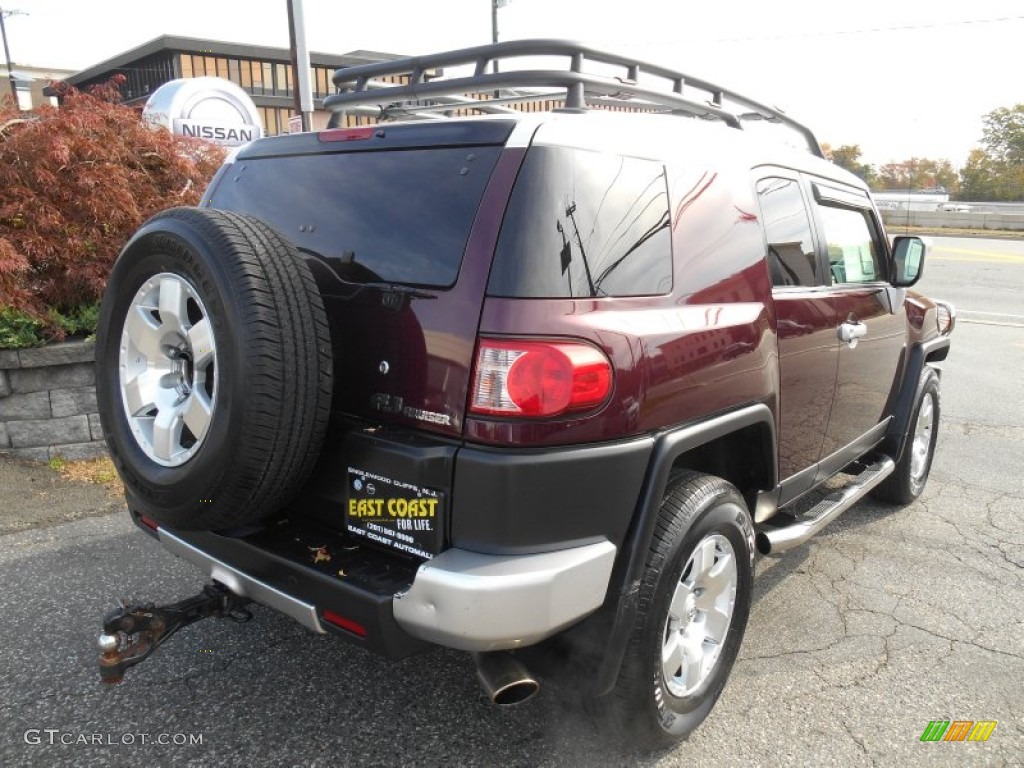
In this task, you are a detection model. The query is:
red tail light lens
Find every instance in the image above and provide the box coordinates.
[470,339,612,417]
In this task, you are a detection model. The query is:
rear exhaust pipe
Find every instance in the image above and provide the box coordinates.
[472,651,540,706]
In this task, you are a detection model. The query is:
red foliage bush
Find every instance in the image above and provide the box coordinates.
[0,77,224,334]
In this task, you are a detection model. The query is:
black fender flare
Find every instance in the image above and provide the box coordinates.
[594,403,777,695]
[881,336,949,463]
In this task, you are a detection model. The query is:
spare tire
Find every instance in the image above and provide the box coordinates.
[95,207,333,530]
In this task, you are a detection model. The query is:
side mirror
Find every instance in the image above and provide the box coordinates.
[892,236,928,287]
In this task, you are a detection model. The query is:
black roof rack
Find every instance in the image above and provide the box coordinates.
[324,39,823,157]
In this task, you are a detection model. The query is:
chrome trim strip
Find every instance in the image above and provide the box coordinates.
[159,528,324,634]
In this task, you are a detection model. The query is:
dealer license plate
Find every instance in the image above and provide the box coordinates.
[345,467,443,559]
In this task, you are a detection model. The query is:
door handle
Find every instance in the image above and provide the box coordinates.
[838,321,867,347]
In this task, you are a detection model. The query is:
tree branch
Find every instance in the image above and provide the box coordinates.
[0,118,34,137]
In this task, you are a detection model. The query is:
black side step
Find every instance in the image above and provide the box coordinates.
[756,456,895,555]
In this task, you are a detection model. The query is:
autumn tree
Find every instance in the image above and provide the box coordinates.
[822,143,875,186]
[0,77,224,337]
[982,104,1024,164]
[876,157,958,193]
[959,148,1024,202]
[958,104,1024,201]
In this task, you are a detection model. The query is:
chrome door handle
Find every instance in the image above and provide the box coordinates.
[838,321,867,347]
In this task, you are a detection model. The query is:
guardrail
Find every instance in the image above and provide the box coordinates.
[880,210,1024,232]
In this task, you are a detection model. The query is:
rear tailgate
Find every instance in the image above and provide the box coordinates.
[206,120,523,438]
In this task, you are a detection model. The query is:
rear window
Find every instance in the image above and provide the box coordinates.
[488,146,672,298]
[209,146,502,287]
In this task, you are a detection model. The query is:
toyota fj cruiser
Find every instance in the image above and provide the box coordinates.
[94,41,954,749]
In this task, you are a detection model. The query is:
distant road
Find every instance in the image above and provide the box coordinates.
[919,236,1024,321]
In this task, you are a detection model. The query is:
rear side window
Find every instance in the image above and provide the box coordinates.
[209,147,502,287]
[488,146,671,298]
[755,177,818,287]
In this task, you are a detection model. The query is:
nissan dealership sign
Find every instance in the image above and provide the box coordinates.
[143,77,263,147]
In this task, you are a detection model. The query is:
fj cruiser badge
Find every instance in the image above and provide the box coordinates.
[370,393,452,426]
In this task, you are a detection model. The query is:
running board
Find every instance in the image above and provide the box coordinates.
[756,456,895,555]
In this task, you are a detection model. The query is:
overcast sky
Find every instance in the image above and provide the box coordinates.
[4,0,1023,167]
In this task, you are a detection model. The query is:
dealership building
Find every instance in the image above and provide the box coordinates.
[2,63,75,110]
[63,36,406,135]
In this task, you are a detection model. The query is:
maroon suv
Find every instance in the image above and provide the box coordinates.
[94,41,954,749]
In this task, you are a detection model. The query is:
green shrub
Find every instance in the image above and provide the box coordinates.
[49,301,100,337]
[0,305,46,348]
[0,301,100,348]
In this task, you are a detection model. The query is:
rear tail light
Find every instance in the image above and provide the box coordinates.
[470,339,612,417]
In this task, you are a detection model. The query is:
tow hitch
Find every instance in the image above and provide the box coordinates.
[97,582,253,684]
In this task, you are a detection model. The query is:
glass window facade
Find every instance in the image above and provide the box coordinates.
[173,53,325,102]
[71,44,413,137]
[171,53,335,134]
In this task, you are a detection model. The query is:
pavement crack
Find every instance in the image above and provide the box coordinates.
[839,718,872,764]
[931,469,1024,501]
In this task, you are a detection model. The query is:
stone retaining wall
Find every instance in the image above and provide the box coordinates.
[0,341,107,461]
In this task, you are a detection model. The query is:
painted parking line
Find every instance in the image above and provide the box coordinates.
[957,309,1024,328]
[931,247,1024,264]
[959,319,1024,328]
[960,310,1024,320]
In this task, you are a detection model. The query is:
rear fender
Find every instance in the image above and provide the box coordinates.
[592,403,776,695]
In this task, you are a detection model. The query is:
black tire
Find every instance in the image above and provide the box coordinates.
[872,367,940,505]
[596,471,755,750]
[95,207,333,530]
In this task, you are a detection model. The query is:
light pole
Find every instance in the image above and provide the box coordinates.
[285,0,313,132]
[491,0,509,73]
[0,7,27,108]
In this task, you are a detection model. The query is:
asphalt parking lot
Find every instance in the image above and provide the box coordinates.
[0,235,1021,767]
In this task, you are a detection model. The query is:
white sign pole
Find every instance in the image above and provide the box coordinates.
[290,0,315,132]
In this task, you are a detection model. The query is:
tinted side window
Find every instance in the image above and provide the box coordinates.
[816,205,884,284]
[488,147,671,298]
[755,178,818,287]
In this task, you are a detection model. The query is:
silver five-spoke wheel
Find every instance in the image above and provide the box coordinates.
[662,533,738,697]
[118,273,217,467]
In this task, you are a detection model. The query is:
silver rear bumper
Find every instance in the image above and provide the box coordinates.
[392,540,617,652]
[159,525,614,652]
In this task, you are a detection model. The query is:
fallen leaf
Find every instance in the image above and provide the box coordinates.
[309,545,331,564]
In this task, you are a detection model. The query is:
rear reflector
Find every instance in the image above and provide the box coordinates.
[139,515,159,532]
[470,339,612,417]
[318,126,376,143]
[322,609,368,637]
